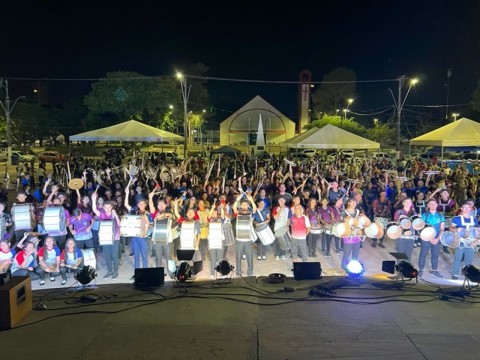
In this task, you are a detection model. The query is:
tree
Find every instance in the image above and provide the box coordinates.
[365,123,396,147]
[306,114,366,136]
[311,67,357,115]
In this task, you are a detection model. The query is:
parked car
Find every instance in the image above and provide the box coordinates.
[37,151,64,162]
[0,150,35,163]
[372,152,394,161]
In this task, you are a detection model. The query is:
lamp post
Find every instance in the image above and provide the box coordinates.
[0,79,25,166]
[176,72,191,158]
[341,98,354,128]
[395,76,418,158]
[452,113,459,122]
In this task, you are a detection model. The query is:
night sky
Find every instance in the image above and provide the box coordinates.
[2,0,479,124]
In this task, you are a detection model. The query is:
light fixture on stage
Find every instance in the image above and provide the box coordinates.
[462,265,480,287]
[175,262,192,283]
[345,260,365,279]
[216,260,234,276]
[75,265,97,285]
[396,261,418,280]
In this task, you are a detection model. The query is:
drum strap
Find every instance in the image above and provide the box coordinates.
[256,210,265,222]
[460,216,474,228]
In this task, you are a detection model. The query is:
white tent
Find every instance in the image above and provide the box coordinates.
[285,124,380,150]
[69,120,184,142]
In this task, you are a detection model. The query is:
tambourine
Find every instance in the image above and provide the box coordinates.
[68,178,84,190]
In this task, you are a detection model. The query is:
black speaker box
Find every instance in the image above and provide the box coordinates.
[292,262,322,280]
[134,267,165,287]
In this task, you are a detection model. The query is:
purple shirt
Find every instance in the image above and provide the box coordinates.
[69,213,93,240]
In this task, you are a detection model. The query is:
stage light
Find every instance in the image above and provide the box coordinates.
[345,260,365,278]
[395,261,418,279]
[216,260,234,276]
[175,262,192,283]
[462,265,480,284]
[75,265,97,285]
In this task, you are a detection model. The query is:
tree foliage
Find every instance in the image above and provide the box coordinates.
[311,67,357,115]
[365,123,397,147]
[306,114,366,136]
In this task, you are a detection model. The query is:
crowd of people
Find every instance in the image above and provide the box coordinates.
[0,149,479,286]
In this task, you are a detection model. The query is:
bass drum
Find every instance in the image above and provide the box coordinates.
[208,222,224,249]
[332,222,351,238]
[255,223,275,246]
[12,204,33,230]
[385,222,402,240]
[43,206,66,233]
[420,226,436,242]
[440,231,459,248]
[81,248,96,269]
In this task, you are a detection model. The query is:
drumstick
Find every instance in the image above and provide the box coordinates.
[217,154,221,178]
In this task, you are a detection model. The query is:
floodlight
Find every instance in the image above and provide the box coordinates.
[175,262,192,283]
[216,260,234,276]
[462,265,480,284]
[395,261,418,279]
[75,265,97,285]
[345,260,365,278]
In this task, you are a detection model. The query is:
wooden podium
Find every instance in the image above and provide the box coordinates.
[0,276,32,330]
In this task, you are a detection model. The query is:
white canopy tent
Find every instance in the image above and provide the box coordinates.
[69,120,184,143]
[285,124,380,150]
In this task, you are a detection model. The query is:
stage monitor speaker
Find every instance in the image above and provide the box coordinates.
[134,267,165,288]
[0,276,32,330]
[292,262,322,280]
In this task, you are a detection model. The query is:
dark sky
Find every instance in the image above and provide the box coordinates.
[2,0,480,124]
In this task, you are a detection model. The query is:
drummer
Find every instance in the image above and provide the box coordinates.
[449,202,479,280]
[393,197,417,261]
[371,190,392,249]
[340,198,362,270]
[233,193,257,277]
[207,204,225,277]
[44,186,70,250]
[253,199,271,261]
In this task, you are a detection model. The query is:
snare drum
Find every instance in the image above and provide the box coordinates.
[98,220,115,246]
[151,218,171,243]
[180,221,196,249]
[43,206,66,233]
[236,214,252,240]
[120,215,145,237]
[81,248,96,269]
[255,223,275,246]
[12,204,33,230]
[222,222,235,246]
[208,222,224,249]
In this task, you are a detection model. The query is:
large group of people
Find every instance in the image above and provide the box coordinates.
[1,149,479,286]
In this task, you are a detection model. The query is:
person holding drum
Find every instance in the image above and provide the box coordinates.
[37,236,61,285]
[92,193,121,279]
[233,193,257,277]
[305,198,321,257]
[124,182,153,272]
[207,205,225,277]
[372,190,392,249]
[272,196,291,261]
[340,198,362,271]
[253,199,271,261]
[418,198,445,278]
[318,197,335,257]
[43,189,70,250]
[59,238,83,285]
[393,197,417,261]
[449,202,479,280]
[290,204,310,262]
[429,187,456,254]
[68,209,95,249]
[149,192,175,274]
[331,197,344,253]
[196,200,210,262]
[11,190,36,249]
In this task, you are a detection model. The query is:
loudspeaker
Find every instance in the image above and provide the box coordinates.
[0,276,32,330]
[292,262,322,280]
[134,267,165,288]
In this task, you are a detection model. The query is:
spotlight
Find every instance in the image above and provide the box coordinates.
[216,260,234,276]
[395,261,418,279]
[345,260,365,278]
[75,265,97,285]
[462,265,480,285]
[175,262,192,283]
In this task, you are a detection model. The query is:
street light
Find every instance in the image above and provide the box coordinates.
[392,76,418,159]
[0,79,26,166]
[341,98,354,128]
[373,118,379,126]
[452,113,460,122]
[176,72,191,158]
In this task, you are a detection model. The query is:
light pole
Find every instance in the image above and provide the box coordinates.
[176,72,191,158]
[0,79,25,166]
[394,76,418,158]
[373,118,379,127]
[452,113,460,122]
[341,98,354,128]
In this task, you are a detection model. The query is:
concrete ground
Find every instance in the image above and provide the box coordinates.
[2,239,480,360]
